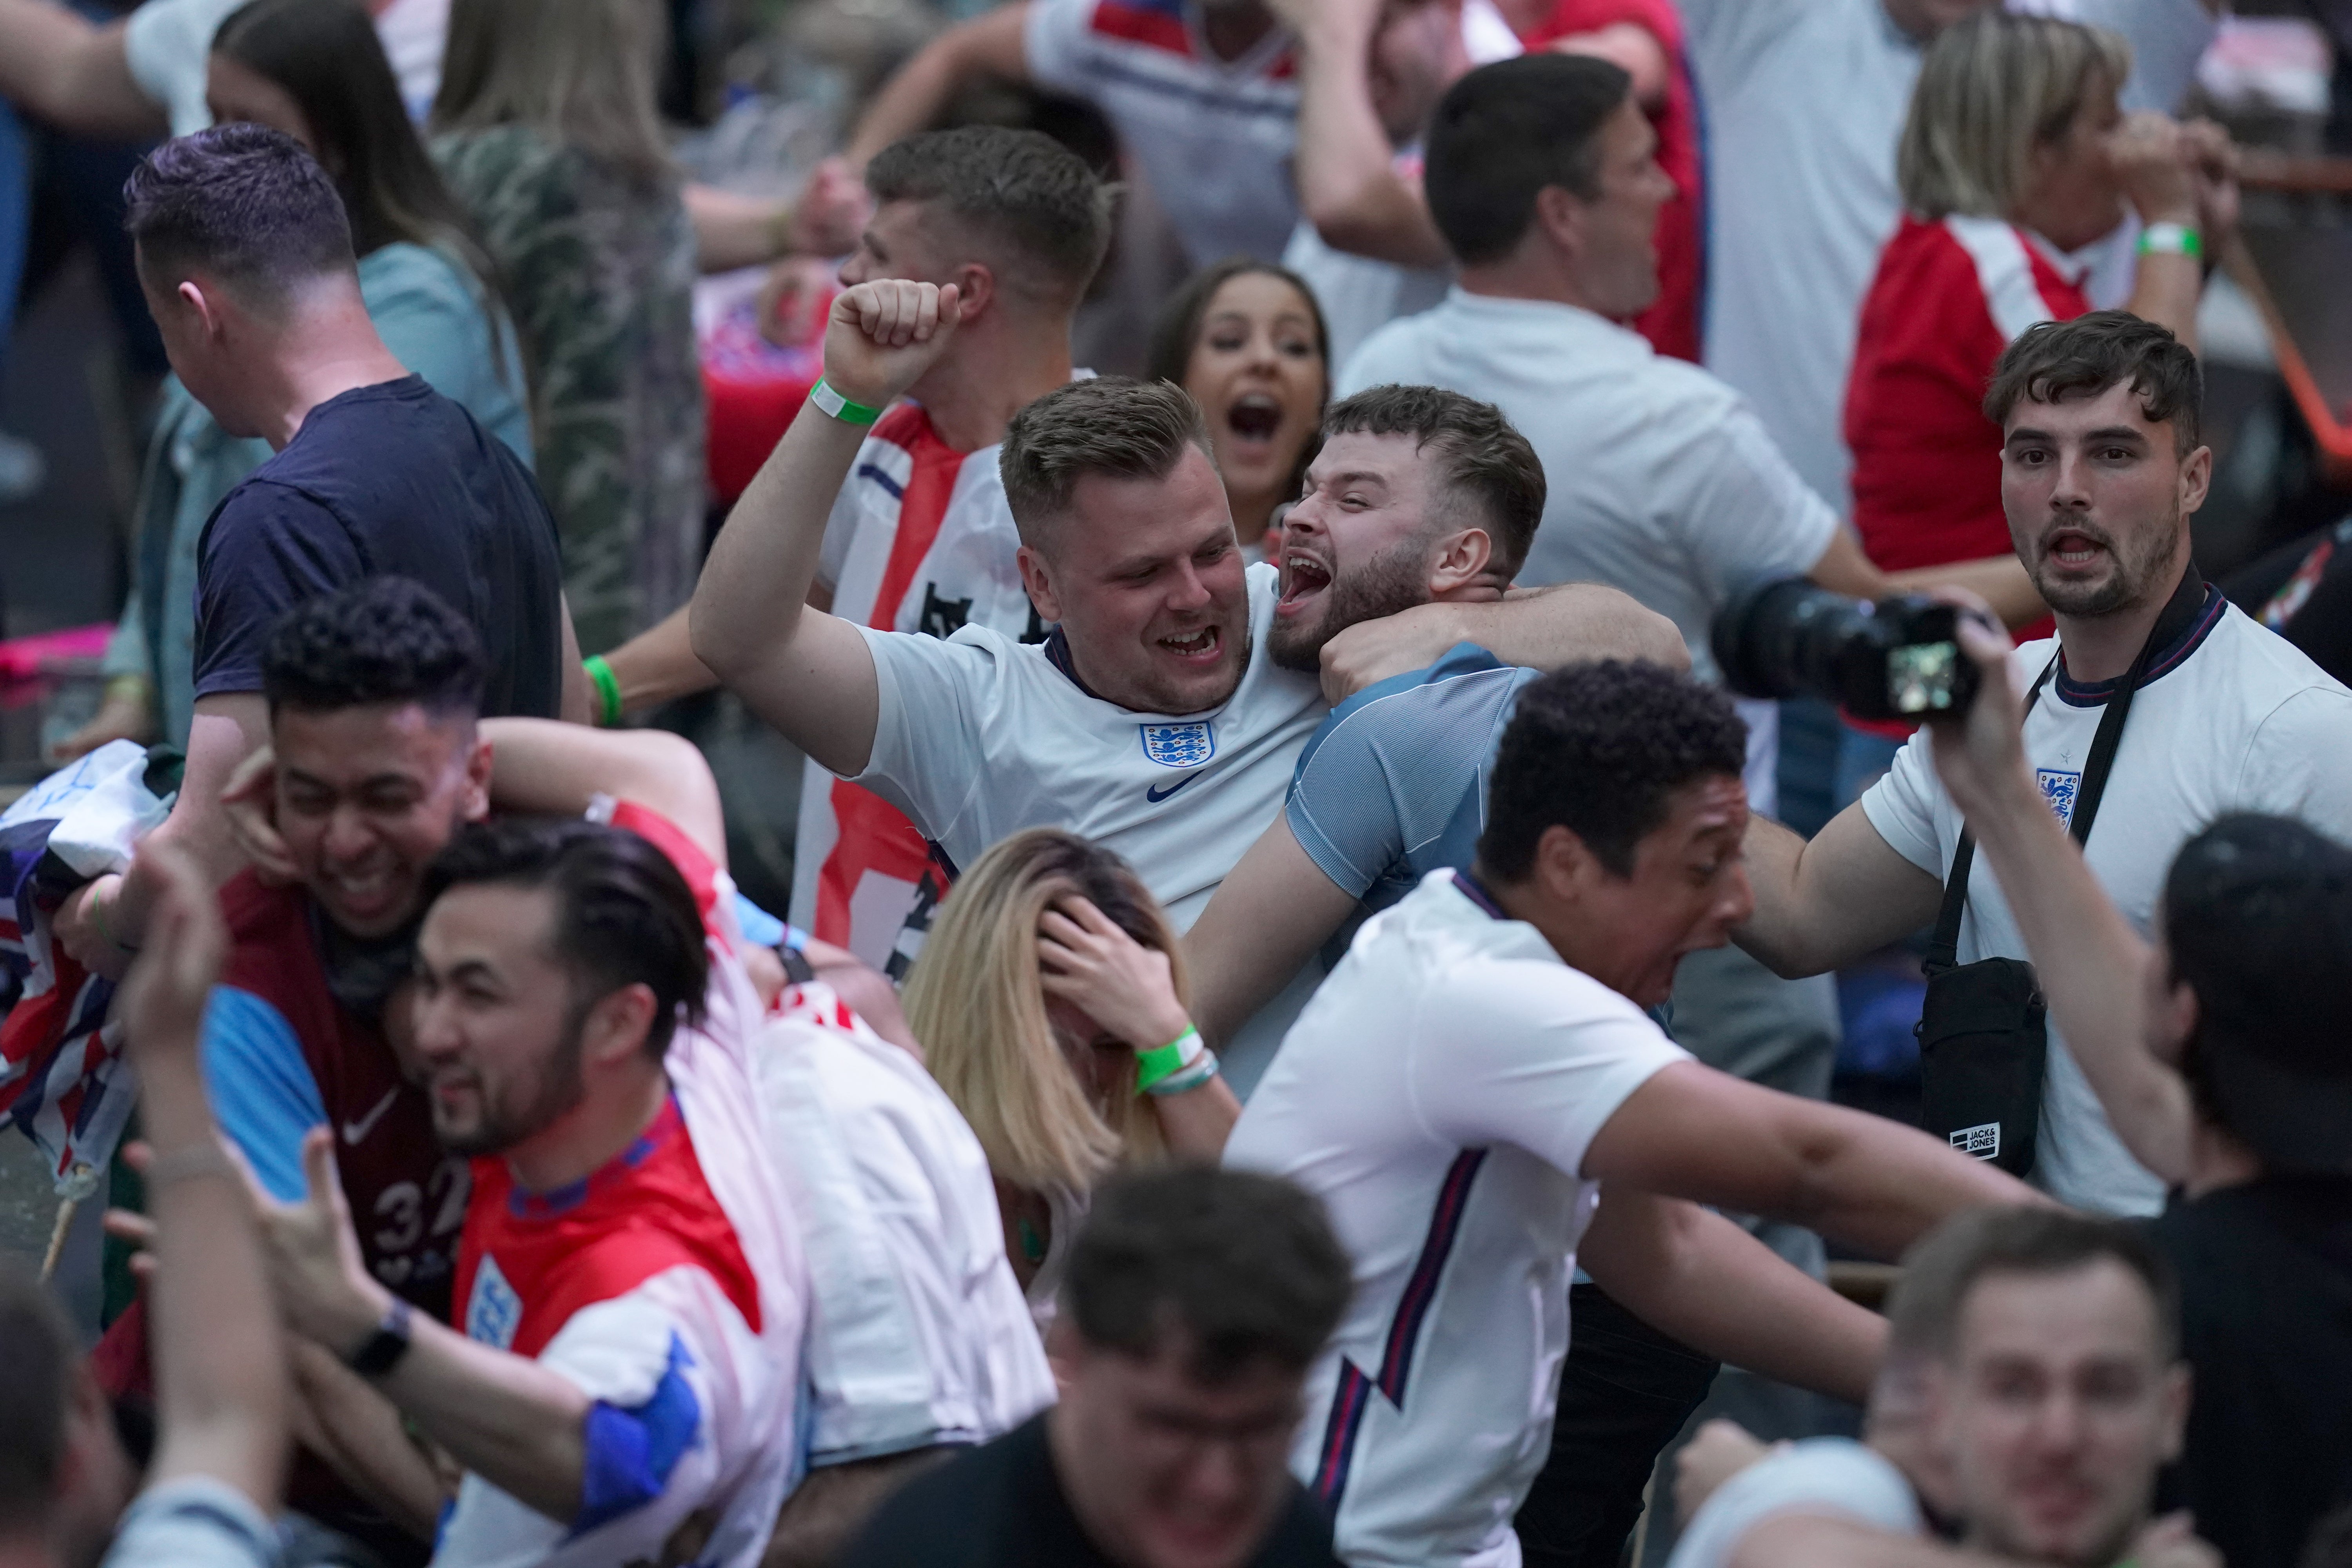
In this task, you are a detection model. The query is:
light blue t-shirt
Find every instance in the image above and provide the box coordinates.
[1285,642,1536,912]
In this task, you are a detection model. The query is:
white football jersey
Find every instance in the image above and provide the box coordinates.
[749,980,1056,1466]
[852,561,1325,934]
[1226,869,1689,1568]
[1023,0,1301,265]
[794,405,1038,977]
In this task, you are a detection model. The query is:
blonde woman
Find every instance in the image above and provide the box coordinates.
[430,0,702,658]
[902,829,1241,1323]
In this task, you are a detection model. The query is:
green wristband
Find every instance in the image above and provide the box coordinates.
[584,655,622,728]
[2136,221,2202,260]
[1134,1025,1201,1094]
[810,378,884,426]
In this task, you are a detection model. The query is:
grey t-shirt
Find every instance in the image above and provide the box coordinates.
[1285,643,1534,912]
[1665,1438,1921,1568]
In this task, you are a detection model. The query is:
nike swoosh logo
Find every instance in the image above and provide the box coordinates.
[343,1087,400,1145]
[1146,771,1204,804]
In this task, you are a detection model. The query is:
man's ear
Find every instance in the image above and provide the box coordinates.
[2158,1360,2192,1463]
[461,733,494,823]
[1530,822,1600,905]
[1530,184,1586,261]
[1426,526,1497,596]
[584,981,661,1068]
[951,259,996,323]
[2154,975,2200,1068]
[2178,442,2213,517]
[1017,543,1063,624]
[176,278,227,342]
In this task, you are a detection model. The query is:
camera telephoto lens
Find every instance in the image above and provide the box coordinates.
[1712,578,1980,722]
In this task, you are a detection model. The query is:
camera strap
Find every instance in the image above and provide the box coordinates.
[1926,565,2206,972]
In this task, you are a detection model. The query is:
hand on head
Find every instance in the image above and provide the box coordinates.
[823,278,965,410]
[219,744,301,884]
[1036,895,1193,1054]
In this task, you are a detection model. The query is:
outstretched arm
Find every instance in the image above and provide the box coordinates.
[1923,610,2193,1185]
[0,1,165,139]
[691,280,964,776]
[1317,583,1688,702]
[1805,530,2047,633]
[1267,0,1450,268]
[114,841,290,1512]
[1579,1187,1885,1405]
[846,5,1033,168]
[1736,806,1941,979]
[1185,815,1359,1049]
[1584,1061,2047,1261]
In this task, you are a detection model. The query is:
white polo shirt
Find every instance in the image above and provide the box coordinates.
[1862,593,2352,1214]
[852,561,1328,1090]
[1024,0,1301,265]
[750,980,1056,1466]
[1665,1439,1922,1568]
[1338,288,1840,810]
[1226,869,1689,1568]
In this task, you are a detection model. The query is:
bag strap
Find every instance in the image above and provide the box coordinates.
[1924,567,2209,973]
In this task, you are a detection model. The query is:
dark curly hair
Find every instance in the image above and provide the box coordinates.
[262,575,487,718]
[426,818,709,1061]
[1478,660,1747,881]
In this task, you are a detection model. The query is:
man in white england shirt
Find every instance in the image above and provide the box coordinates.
[1737,310,2352,1215]
[1225,660,2034,1568]
[691,278,1674,1091]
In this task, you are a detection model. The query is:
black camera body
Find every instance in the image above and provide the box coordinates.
[1712,579,1981,722]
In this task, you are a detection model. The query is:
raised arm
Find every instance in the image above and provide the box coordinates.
[1185,814,1360,1049]
[1579,1187,1886,1406]
[1583,1061,2047,1262]
[0,1,166,140]
[480,719,729,869]
[1318,582,1687,702]
[690,279,963,776]
[1266,0,1450,267]
[114,840,289,1512]
[845,4,1033,169]
[1736,806,1941,980]
[1922,612,2193,1184]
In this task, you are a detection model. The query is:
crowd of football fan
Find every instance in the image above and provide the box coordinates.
[1,0,2350,1566]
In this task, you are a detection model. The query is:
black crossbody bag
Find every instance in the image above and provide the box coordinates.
[1916,568,2206,1176]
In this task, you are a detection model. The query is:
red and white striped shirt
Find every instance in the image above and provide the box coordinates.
[1846,213,2093,581]
[795,405,1040,978]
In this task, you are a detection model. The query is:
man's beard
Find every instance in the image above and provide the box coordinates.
[2028,507,2183,619]
[1270,539,1431,672]
[435,1009,588,1158]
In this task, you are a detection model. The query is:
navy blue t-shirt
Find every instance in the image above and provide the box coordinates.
[192,375,565,717]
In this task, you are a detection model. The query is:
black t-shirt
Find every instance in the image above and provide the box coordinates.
[192,376,566,718]
[2146,1175,2352,1568]
[836,1414,1344,1568]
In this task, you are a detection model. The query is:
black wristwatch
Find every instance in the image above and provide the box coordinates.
[344,1297,414,1377]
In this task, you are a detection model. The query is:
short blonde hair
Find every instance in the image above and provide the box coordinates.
[902,829,1183,1197]
[1897,10,2131,221]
